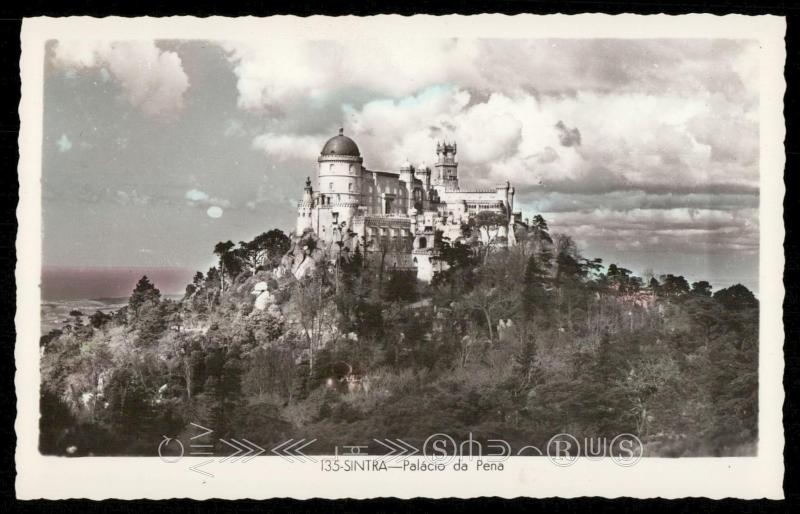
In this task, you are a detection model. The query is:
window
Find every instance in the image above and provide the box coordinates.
[329,182,334,191]
[348,182,353,192]
[349,164,354,174]
[329,163,334,172]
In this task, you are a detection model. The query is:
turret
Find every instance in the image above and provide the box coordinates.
[296,176,314,235]
[314,128,364,241]
[414,162,431,190]
[496,180,511,216]
[433,140,458,191]
[399,160,414,184]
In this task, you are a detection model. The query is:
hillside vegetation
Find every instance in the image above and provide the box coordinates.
[39,219,758,456]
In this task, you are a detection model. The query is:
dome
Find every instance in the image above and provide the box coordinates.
[321,128,360,157]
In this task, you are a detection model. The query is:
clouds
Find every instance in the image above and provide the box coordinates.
[541,207,759,255]
[51,40,190,118]
[184,189,230,218]
[231,37,760,273]
[223,39,757,112]
[42,36,762,290]
[222,38,478,111]
[56,133,72,152]
[206,206,224,218]
[555,121,581,147]
[185,189,210,202]
[252,132,322,161]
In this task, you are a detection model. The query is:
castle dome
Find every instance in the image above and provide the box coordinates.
[320,128,360,157]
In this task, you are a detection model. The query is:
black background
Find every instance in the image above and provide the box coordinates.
[0,1,796,512]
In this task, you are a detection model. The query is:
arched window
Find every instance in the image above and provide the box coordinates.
[348,182,353,192]
[329,182,334,191]
[329,163,334,172]
[419,236,427,249]
[413,257,418,266]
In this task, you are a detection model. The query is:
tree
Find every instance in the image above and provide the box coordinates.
[383,269,418,303]
[521,254,550,323]
[551,234,601,332]
[202,344,244,438]
[129,276,161,315]
[213,240,236,294]
[290,267,334,377]
[184,271,205,299]
[713,284,758,310]
[89,310,111,329]
[239,229,291,272]
[659,274,690,297]
[331,224,358,293]
[513,326,540,395]
[691,280,713,297]
[431,239,478,296]
[473,211,509,263]
[618,354,680,437]
[462,284,517,344]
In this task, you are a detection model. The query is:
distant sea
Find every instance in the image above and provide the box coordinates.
[41,266,196,301]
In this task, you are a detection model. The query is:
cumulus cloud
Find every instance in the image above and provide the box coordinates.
[185,189,209,202]
[223,39,757,112]
[223,39,478,110]
[51,40,190,118]
[252,133,322,161]
[221,38,760,263]
[184,189,230,208]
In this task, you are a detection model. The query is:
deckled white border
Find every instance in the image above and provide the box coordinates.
[16,14,786,500]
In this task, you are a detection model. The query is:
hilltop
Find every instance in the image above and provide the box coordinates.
[39,218,758,457]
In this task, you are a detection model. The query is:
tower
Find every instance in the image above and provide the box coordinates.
[296,176,314,235]
[433,140,458,191]
[414,161,431,190]
[315,128,363,241]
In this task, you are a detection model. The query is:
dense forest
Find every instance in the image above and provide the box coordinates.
[39,217,759,457]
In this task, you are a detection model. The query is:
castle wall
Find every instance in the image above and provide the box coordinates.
[362,171,410,215]
[296,134,520,283]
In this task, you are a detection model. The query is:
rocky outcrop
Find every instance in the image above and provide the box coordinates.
[280,230,327,280]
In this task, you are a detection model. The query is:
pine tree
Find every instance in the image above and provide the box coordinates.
[522,255,549,323]
[513,327,539,395]
[128,276,161,315]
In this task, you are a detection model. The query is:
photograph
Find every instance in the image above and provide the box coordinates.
[15,14,786,499]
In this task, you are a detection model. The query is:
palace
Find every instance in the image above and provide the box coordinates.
[295,129,521,281]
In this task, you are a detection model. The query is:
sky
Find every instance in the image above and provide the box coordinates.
[41,38,760,295]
